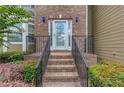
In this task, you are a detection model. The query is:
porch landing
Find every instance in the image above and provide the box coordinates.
[24,53,40,61]
[24,52,97,67]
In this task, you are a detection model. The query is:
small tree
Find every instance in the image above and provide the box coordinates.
[0,5,31,47]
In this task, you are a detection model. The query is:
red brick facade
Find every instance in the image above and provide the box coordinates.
[34,5,86,36]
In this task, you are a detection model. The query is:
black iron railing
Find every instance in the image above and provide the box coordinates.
[73,35,86,53]
[35,36,51,87]
[35,36,49,54]
[26,35,49,54]
[73,35,93,54]
[26,35,36,53]
[72,36,88,87]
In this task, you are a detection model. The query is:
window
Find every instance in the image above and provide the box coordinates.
[22,5,34,11]
[27,34,35,42]
[8,23,23,42]
[15,23,22,28]
[10,23,22,31]
[8,33,22,42]
[12,23,23,30]
[28,24,34,34]
[28,24,34,43]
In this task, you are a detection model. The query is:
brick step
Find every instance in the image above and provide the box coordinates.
[50,52,72,59]
[24,54,39,61]
[43,82,81,87]
[48,58,74,63]
[44,72,79,82]
[51,50,71,53]
[51,52,72,55]
[50,55,73,59]
[47,65,76,72]
[48,60,74,65]
[43,51,81,86]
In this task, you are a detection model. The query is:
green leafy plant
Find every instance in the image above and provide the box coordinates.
[0,51,26,63]
[0,60,37,86]
[0,5,31,47]
[8,60,37,84]
[23,60,37,83]
[89,59,124,87]
[11,61,23,64]
[8,52,25,61]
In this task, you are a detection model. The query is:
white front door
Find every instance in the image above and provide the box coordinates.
[51,20,72,50]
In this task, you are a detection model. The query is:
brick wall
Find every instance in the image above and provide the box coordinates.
[34,5,86,52]
[34,5,86,36]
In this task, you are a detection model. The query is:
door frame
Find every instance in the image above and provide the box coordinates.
[49,19,72,51]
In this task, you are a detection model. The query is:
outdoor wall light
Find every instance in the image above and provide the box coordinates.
[75,16,79,23]
[40,16,46,23]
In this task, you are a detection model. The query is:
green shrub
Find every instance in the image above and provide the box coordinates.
[8,52,25,61]
[10,61,23,64]
[89,59,124,87]
[6,60,37,84]
[23,60,37,83]
[0,51,26,63]
[10,60,37,84]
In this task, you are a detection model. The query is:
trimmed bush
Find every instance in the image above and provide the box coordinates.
[23,60,37,83]
[0,51,26,63]
[89,59,124,87]
[11,61,23,64]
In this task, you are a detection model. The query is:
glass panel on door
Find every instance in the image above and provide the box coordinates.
[55,21,66,48]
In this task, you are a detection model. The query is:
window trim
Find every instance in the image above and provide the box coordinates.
[10,42,22,44]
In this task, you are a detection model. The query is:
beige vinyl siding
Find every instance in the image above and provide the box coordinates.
[88,6,92,35]
[88,6,94,53]
[92,6,124,63]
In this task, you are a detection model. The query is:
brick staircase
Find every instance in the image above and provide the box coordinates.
[43,51,81,87]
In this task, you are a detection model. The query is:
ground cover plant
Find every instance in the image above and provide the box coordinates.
[0,51,26,63]
[0,60,37,87]
[89,59,124,87]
